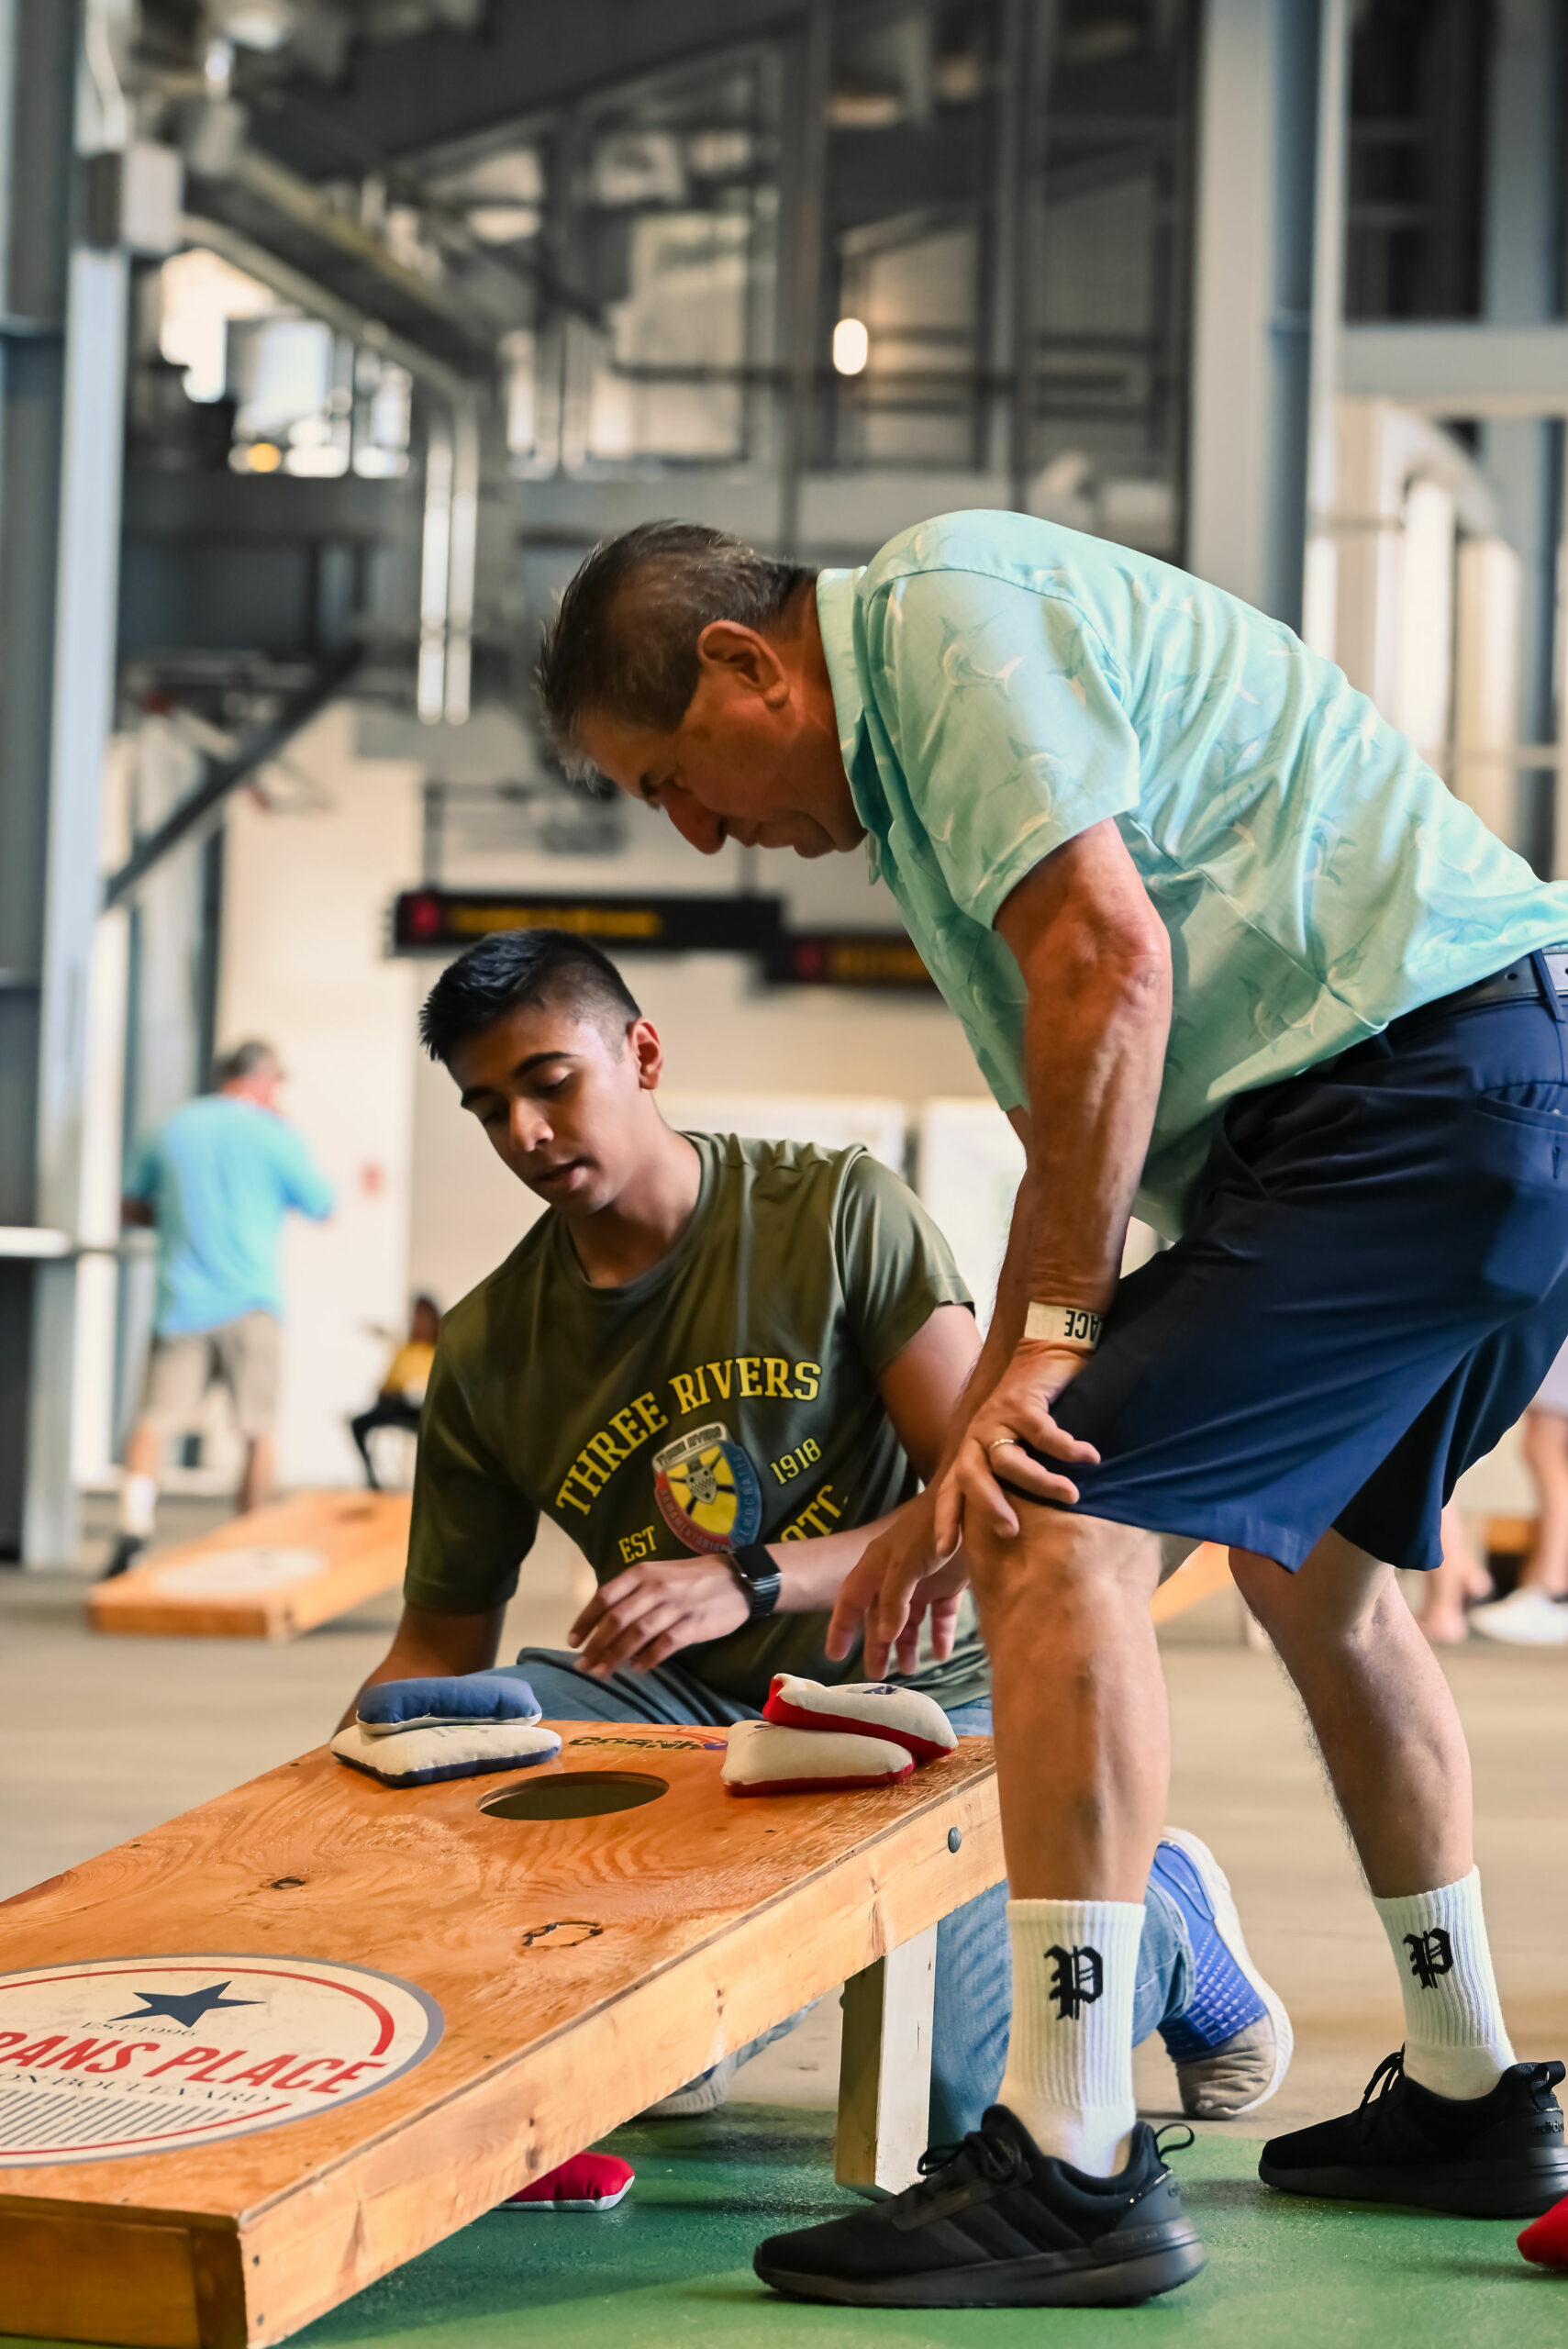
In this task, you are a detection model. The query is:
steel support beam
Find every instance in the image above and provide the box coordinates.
[22,234,128,1566]
[0,0,82,1561]
[1186,0,1325,624]
[1342,324,1568,417]
[102,649,363,910]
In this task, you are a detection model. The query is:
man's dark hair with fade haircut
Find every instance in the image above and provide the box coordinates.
[535,519,815,774]
[418,930,642,1069]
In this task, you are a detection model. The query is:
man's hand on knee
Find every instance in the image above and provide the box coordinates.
[937,1341,1102,1550]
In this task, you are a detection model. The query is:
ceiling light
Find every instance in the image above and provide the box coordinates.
[832,317,869,376]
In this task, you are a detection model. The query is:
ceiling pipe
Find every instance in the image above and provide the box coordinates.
[180,209,484,726]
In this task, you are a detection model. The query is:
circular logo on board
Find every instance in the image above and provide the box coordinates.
[653,1422,762,1553]
[0,1954,442,2166]
[150,1548,328,1598]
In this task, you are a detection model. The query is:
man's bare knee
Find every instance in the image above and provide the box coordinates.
[970,1507,1159,1610]
[1231,1531,1396,1651]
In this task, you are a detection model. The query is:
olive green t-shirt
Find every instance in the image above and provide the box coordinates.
[406,1131,988,1709]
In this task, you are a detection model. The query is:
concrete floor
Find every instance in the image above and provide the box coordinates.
[2,1516,1562,2141]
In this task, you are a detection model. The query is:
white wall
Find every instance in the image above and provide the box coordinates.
[409,1038,546,1315]
[217,707,421,1486]
[408,950,990,1311]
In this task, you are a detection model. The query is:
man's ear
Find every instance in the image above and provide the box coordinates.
[695,620,790,707]
[628,1016,664,1091]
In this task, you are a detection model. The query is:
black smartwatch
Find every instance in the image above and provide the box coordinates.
[726,1541,782,1620]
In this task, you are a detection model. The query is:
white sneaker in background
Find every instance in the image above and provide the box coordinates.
[1469,1586,1568,1647]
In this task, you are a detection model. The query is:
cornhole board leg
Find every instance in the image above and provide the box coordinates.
[835,1921,938,2194]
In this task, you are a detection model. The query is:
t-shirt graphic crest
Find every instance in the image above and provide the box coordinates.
[653,1423,762,1554]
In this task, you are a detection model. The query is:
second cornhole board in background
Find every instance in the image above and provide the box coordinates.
[85,1491,411,1642]
[1151,1541,1233,1624]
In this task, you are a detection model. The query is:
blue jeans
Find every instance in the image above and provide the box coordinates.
[516,1651,1193,2143]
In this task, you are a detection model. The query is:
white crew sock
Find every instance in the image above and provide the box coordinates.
[117,1473,158,1538]
[1372,1868,1515,2101]
[996,1898,1144,2176]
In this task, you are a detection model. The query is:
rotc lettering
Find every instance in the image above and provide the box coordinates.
[778,1481,844,1541]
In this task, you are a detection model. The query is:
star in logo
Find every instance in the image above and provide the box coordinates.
[109,1981,261,2029]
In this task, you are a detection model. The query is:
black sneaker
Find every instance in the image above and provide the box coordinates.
[1260,2050,1568,2217]
[98,1533,147,1582]
[753,2107,1205,2308]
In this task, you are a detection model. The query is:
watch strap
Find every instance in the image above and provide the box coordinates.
[728,1541,782,1620]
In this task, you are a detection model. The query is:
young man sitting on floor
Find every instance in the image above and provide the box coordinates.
[344,927,1290,2142]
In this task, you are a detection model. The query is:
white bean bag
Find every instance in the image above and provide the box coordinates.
[762,1674,957,1764]
[721,1717,913,1796]
[330,1718,562,1787]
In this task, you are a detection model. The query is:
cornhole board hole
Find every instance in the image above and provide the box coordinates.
[0,1722,1002,2348]
[86,1493,411,1643]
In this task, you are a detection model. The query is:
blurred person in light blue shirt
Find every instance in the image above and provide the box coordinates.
[106,1040,333,1579]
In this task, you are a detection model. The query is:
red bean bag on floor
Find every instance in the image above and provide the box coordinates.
[1519,2191,1568,2271]
[498,2153,634,2211]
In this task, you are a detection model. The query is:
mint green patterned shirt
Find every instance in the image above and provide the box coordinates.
[817,511,1568,1236]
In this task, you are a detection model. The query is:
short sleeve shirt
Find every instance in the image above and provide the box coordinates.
[126,1096,335,1336]
[405,1133,986,1711]
[817,511,1568,1234]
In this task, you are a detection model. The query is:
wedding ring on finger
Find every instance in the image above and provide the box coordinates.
[986,1436,1023,1454]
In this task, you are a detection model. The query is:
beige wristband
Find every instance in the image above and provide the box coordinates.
[1024,1302,1105,1353]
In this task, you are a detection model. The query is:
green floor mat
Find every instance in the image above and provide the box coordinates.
[5,2104,1555,2349]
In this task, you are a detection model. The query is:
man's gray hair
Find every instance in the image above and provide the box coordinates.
[535,519,814,769]
[214,1039,278,1086]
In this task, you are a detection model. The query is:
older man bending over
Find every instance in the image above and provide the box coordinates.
[535,514,1568,2309]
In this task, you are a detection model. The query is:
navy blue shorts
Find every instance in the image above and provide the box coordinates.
[1024,973,1568,1573]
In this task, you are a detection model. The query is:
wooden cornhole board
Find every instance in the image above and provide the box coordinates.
[0,1723,1002,2348]
[86,1493,411,1643]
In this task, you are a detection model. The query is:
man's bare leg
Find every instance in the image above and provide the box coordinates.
[1419,1502,1491,1646]
[1232,1530,1471,1895]
[123,1420,161,1493]
[967,1503,1165,2171]
[101,1420,163,1576]
[971,1505,1167,1898]
[1520,1408,1568,1595]
[1232,1531,1512,2099]
[238,1433,275,1516]
[1467,1412,1568,1644]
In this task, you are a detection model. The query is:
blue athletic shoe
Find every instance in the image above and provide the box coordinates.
[1152,1829,1293,2118]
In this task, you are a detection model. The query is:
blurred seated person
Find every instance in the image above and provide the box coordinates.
[349,1296,441,1489]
